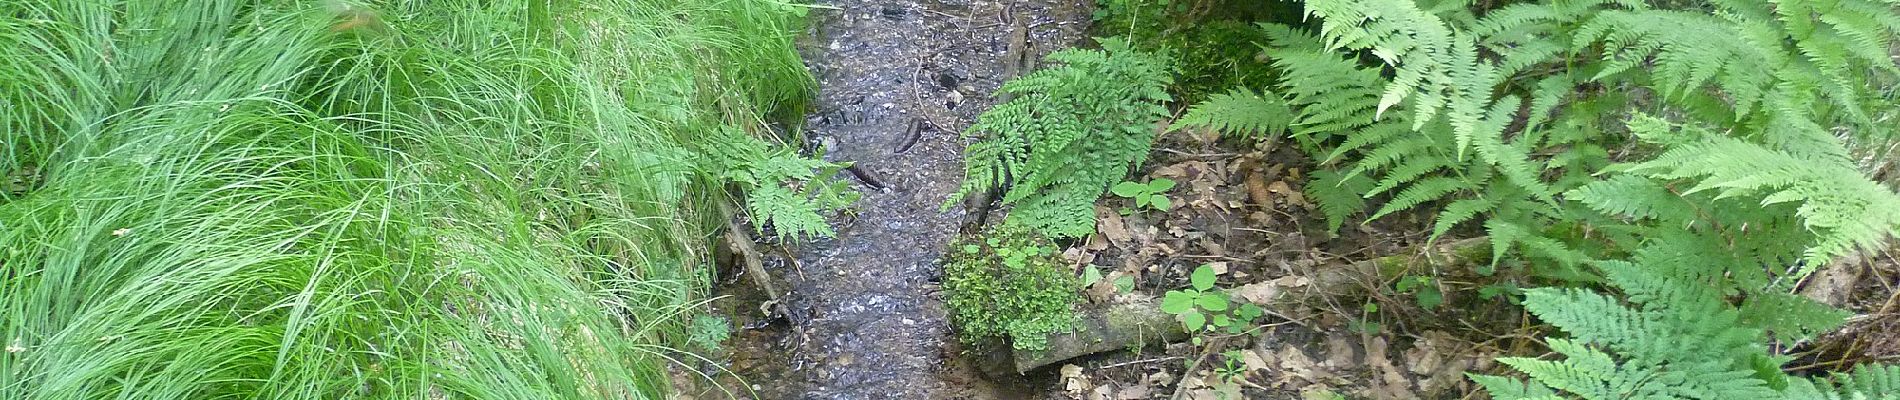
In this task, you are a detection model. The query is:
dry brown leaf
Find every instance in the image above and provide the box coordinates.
[1267,181,1306,207]
[1097,206,1133,248]
[1272,275,1311,288]
[1364,337,1417,399]
[1323,335,1357,368]
[1231,282,1283,305]
[1207,261,1230,275]
[1116,381,1152,399]
[1242,349,1272,373]
[1062,364,1091,393]
[1276,344,1334,386]
[1197,237,1227,257]
[1087,233,1112,251]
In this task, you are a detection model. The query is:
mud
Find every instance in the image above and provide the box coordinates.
[712,1,1094,399]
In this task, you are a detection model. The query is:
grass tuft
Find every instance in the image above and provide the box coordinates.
[1,0,812,398]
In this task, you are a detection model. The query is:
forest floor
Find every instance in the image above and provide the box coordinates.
[685,2,1900,400]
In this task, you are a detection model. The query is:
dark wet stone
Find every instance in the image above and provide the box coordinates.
[880,4,907,19]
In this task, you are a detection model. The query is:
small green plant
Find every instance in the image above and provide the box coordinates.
[1393,275,1444,310]
[943,228,1081,351]
[687,315,731,353]
[1111,178,1175,213]
[1160,264,1266,335]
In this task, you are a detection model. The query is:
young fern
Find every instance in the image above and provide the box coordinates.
[950,38,1172,238]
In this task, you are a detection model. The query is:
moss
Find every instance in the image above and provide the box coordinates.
[943,227,1081,352]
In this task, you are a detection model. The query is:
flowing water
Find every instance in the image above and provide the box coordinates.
[713,1,1092,398]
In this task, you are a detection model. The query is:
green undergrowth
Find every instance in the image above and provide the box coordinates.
[943,228,1081,352]
[1163,0,1900,397]
[0,0,830,398]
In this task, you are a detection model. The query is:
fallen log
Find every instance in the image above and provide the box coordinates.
[1006,301,1189,374]
[995,237,1493,374]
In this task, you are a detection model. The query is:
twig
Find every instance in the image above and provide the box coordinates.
[1100,356,1183,369]
[1168,336,1228,400]
[721,203,784,319]
[843,163,889,192]
[893,118,926,154]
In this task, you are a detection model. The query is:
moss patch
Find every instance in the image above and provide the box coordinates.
[943,228,1081,351]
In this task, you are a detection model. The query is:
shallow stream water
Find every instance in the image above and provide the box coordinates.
[713,1,1092,398]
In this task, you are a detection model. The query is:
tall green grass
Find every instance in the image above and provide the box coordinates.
[1,0,812,398]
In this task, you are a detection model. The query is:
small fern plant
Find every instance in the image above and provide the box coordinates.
[949,37,1173,238]
[703,126,857,240]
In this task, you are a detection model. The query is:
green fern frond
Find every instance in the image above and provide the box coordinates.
[1176,88,1292,139]
[1622,119,1900,267]
[1565,175,1695,222]
[1368,176,1473,220]
[1306,169,1372,233]
[951,37,1172,238]
[1431,197,1493,240]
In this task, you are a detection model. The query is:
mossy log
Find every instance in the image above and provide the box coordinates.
[1005,301,1188,374]
[997,237,1492,373]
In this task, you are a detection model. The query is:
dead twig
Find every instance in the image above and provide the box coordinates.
[1100,356,1183,369]
[1168,336,1228,400]
[722,203,784,319]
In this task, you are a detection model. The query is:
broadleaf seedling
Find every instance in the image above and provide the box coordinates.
[1111,178,1175,212]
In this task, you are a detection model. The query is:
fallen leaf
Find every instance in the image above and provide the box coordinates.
[1062,364,1091,393]
[1267,181,1306,206]
[1116,381,1152,399]
[1189,388,1222,400]
[1198,238,1227,257]
[1243,349,1271,373]
[1364,337,1417,399]
[1087,233,1111,251]
[1207,261,1229,275]
[1323,335,1357,368]
[1097,206,1133,248]
[1276,344,1334,386]
[1230,282,1283,305]
[1272,275,1311,288]
[1061,363,1084,379]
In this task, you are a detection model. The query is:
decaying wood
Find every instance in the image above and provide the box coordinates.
[995,238,1492,374]
[721,202,784,318]
[1007,301,1189,374]
[1801,250,1871,307]
[1310,237,1492,296]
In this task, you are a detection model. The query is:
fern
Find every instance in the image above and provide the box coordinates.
[704,127,857,240]
[1175,88,1291,140]
[951,37,1172,238]
[1615,116,1900,267]
[1167,1,1900,398]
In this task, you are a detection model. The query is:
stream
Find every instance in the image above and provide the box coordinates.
[713,1,1092,398]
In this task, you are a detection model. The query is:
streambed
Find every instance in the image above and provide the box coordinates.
[711,1,1093,399]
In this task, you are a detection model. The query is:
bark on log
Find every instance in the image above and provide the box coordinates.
[1007,301,1188,374]
[996,237,1493,374]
